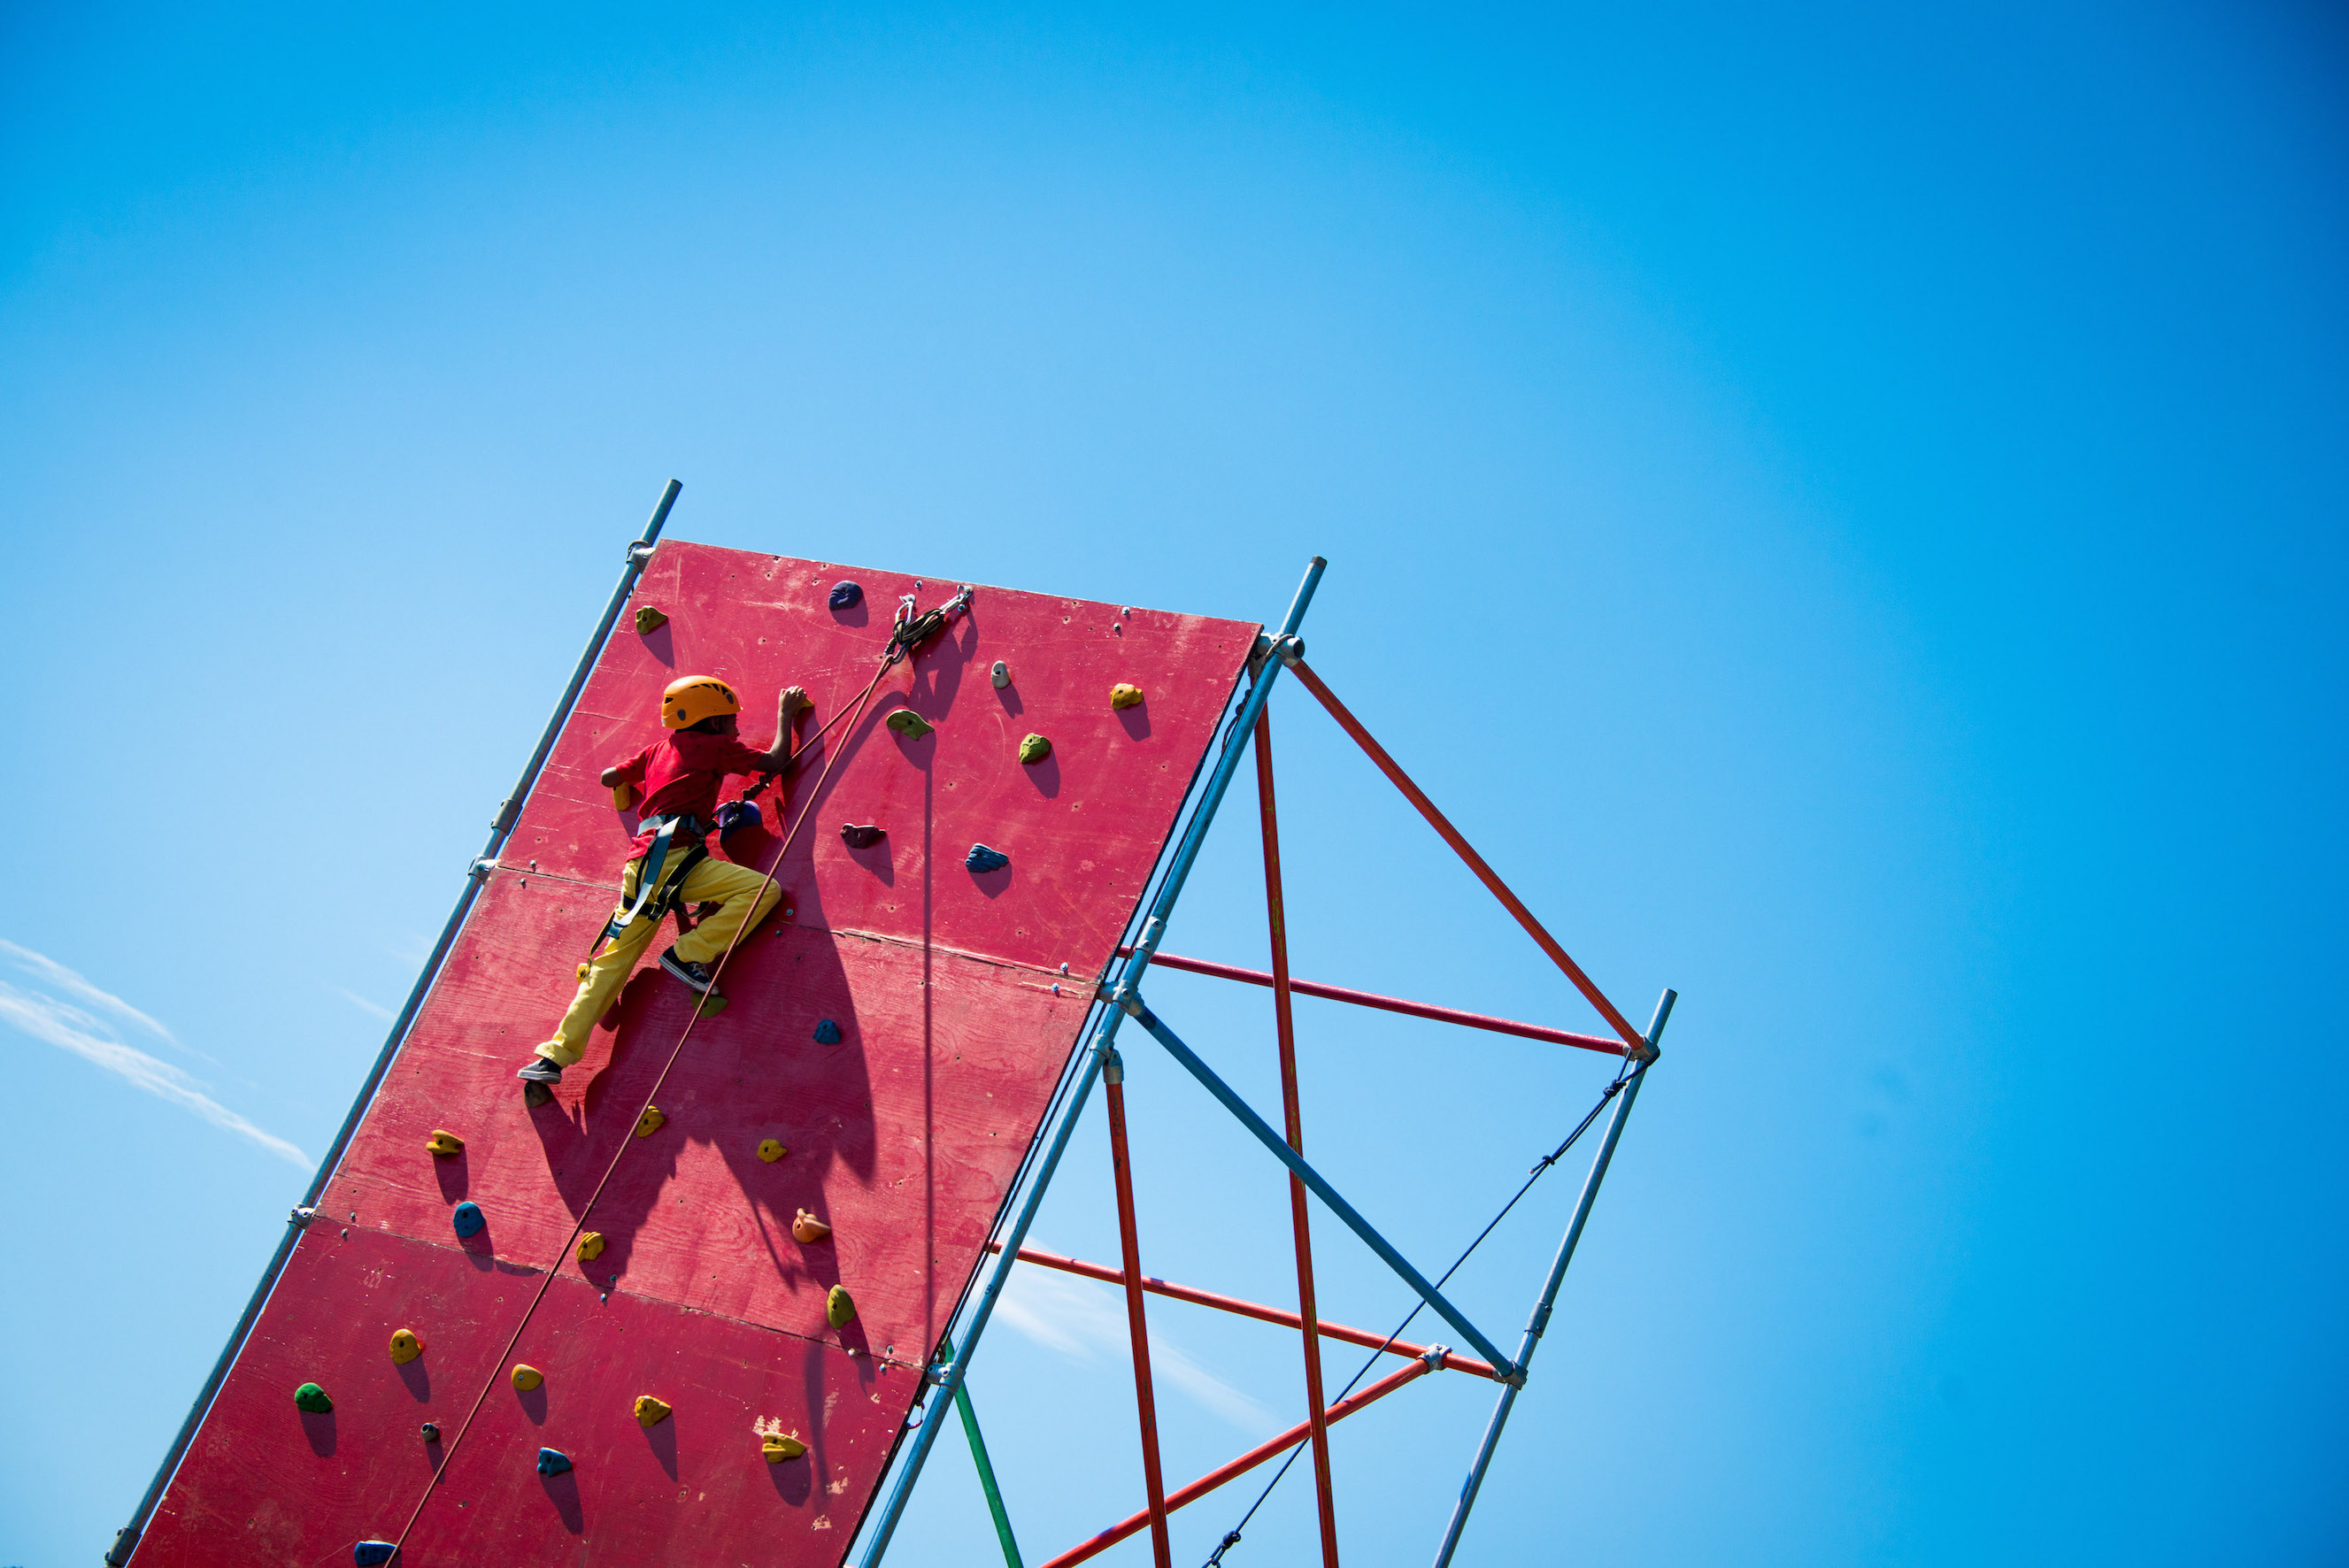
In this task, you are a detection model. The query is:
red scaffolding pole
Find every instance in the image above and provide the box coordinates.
[1256,709,1341,1566]
[1036,1357,1437,1568]
[1103,1058,1174,1568]
[1124,949,1629,1057]
[991,1242,1499,1380]
[1286,657,1652,1059]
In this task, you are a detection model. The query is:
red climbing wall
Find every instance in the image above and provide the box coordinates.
[135,542,1260,1566]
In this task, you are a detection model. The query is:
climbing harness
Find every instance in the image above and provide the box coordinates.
[597,813,712,947]
[1201,1060,1637,1568]
[384,588,974,1558]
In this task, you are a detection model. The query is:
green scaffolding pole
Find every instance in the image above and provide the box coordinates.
[941,1334,1022,1567]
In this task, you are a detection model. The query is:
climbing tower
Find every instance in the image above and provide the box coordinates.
[107,483,1671,1568]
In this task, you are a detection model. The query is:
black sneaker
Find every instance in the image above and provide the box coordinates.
[659,948,716,994]
[516,1057,563,1084]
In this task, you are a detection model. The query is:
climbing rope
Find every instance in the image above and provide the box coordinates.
[1201,1057,1637,1567]
[387,591,967,1556]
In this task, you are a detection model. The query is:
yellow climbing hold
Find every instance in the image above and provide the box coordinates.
[1018,733,1051,765]
[388,1329,425,1364]
[512,1364,543,1392]
[791,1209,832,1244]
[425,1129,464,1157]
[610,781,637,811]
[634,1395,672,1427]
[635,1105,666,1138]
[695,992,728,1018]
[827,1285,857,1327]
[1111,683,1144,710]
[757,1138,787,1163]
[577,1232,606,1263]
[762,1432,808,1463]
[634,604,668,634]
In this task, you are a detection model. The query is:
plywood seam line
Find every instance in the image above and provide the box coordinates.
[387,588,951,1558]
[101,478,684,1568]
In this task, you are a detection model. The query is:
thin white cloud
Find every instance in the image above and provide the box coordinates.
[334,988,395,1021]
[0,946,310,1169]
[0,938,213,1064]
[997,1252,1278,1436]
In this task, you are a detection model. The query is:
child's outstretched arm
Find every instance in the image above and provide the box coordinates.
[749,685,812,772]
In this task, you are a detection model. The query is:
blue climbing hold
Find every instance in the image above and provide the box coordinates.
[828,580,861,610]
[354,1543,397,1567]
[451,1202,484,1240]
[536,1447,574,1477]
[813,1018,843,1045]
[966,844,1010,873]
[715,798,761,837]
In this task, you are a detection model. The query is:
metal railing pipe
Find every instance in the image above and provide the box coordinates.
[104,480,680,1566]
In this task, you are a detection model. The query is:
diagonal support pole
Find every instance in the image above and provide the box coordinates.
[1103,1053,1174,1567]
[854,557,1327,1567]
[1127,999,1516,1376]
[1256,709,1341,1565]
[1429,988,1676,1567]
[942,1334,1023,1568]
[1286,656,1651,1057]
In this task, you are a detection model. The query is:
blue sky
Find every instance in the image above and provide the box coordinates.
[3,3,2345,1564]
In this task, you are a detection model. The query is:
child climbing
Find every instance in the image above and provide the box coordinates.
[518,673,810,1086]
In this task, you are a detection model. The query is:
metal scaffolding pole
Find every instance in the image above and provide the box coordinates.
[103,480,682,1568]
[1429,988,1676,1568]
[852,557,1326,1567]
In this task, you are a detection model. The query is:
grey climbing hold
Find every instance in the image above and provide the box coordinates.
[420,1421,441,1442]
[828,580,861,610]
[354,1543,397,1567]
[536,1447,574,1476]
[966,844,1009,873]
[990,660,1011,688]
[451,1202,484,1240]
[813,1018,843,1045]
[840,823,884,849]
[885,709,934,740]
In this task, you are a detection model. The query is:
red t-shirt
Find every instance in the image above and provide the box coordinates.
[610,730,768,857]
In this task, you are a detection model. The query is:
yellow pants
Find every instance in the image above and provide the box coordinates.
[536,853,782,1065]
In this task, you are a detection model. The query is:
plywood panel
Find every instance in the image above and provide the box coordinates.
[135,542,1260,1566]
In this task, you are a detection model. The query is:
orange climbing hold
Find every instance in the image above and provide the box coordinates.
[791,1210,831,1244]
[388,1328,425,1364]
[634,1395,672,1427]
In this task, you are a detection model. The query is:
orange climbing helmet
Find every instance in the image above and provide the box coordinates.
[661,675,741,730]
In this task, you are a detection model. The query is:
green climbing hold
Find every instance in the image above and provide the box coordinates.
[827,1284,858,1327]
[696,991,728,1018]
[294,1382,333,1413]
[1018,734,1051,765]
[886,709,934,740]
[634,604,667,634]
